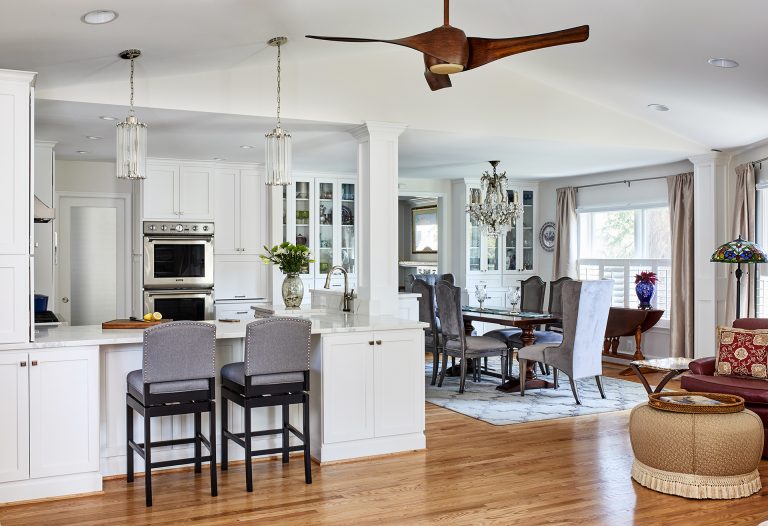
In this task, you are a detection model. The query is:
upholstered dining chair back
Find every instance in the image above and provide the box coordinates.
[520,276,546,313]
[547,276,574,330]
[555,280,613,379]
[142,321,216,384]
[412,279,438,334]
[435,280,465,349]
[244,317,312,377]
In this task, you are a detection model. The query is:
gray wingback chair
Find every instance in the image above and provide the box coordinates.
[412,279,442,385]
[518,280,613,404]
[435,280,508,393]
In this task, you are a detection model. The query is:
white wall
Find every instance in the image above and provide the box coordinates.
[56,160,133,195]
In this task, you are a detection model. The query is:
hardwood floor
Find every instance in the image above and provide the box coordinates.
[1,363,766,526]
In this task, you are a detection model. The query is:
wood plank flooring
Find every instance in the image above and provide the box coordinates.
[1,364,766,526]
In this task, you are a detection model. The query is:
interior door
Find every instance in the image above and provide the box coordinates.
[57,195,130,325]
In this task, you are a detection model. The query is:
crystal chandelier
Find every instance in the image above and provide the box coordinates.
[466,161,523,236]
[116,49,147,180]
[265,37,292,186]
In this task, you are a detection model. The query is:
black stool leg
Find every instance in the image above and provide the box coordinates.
[126,403,134,483]
[282,403,290,464]
[221,397,228,471]
[143,412,152,507]
[194,411,202,474]
[244,403,253,492]
[303,393,312,484]
[209,402,217,497]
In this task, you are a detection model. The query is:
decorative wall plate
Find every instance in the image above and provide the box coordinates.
[539,221,556,252]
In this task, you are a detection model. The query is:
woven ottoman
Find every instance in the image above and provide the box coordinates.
[629,402,764,499]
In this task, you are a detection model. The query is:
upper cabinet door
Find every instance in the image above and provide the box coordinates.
[179,165,214,219]
[239,170,263,255]
[0,255,30,344]
[214,168,239,255]
[143,164,178,219]
[0,77,31,255]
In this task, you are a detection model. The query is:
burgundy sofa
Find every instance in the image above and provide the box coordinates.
[680,318,768,457]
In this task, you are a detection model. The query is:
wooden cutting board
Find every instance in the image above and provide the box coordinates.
[102,319,172,329]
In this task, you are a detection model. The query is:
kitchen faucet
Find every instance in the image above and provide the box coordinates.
[324,265,354,312]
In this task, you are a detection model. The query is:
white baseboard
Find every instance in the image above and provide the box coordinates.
[0,472,102,504]
[317,433,426,463]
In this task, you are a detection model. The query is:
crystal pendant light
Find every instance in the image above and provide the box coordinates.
[265,37,292,186]
[466,161,523,237]
[116,49,147,180]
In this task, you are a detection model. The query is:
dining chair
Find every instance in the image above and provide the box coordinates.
[505,276,574,349]
[435,280,508,393]
[518,280,613,404]
[412,279,442,385]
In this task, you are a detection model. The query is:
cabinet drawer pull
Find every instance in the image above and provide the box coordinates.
[31,360,38,366]
[20,361,26,367]
[368,340,374,346]
[375,340,382,345]
[236,311,248,315]
[234,295,246,298]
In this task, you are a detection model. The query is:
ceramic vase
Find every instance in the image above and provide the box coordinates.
[282,272,304,309]
[635,281,655,310]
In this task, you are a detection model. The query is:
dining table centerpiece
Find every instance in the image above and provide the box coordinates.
[634,271,657,310]
[260,242,315,309]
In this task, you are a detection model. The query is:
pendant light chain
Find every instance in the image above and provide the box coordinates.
[276,41,281,128]
[129,57,135,115]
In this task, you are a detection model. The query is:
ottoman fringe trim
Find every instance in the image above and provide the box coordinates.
[631,459,762,499]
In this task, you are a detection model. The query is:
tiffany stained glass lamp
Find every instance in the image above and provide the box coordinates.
[711,235,768,318]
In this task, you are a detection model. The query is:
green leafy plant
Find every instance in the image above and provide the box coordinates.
[260,242,314,274]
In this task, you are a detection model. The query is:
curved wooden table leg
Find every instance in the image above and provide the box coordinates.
[629,363,653,394]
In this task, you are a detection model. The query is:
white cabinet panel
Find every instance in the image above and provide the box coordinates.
[214,257,264,300]
[214,168,239,255]
[144,164,178,219]
[322,334,374,443]
[0,78,31,255]
[0,255,30,344]
[239,170,262,255]
[215,303,257,321]
[179,166,214,219]
[28,348,100,478]
[0,352,29,483]
[373,330,423,437]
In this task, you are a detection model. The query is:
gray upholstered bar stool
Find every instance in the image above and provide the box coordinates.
[220,317,312,492]
[126,321,218,507]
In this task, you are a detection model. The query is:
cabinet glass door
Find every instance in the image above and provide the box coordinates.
[486,235,499,271]
[505,189,518,270]
[294,181,311,275]
[468,188,481,271]
[522,190,534,271]
[317,182,334,275]
[341,182,355,274]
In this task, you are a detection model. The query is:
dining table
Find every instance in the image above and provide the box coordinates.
[461,306,560,393]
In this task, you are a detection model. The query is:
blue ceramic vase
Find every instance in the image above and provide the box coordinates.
[635,282,655,310]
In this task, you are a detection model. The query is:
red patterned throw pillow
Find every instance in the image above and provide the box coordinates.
[715,326,768,379]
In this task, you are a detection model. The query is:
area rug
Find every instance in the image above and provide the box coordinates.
[425,358,650,425]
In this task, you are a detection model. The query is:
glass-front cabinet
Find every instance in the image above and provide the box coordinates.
[465,182,537,288]
[282,176,356,297]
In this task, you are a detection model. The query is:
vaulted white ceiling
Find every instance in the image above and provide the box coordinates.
[7,0,768,177]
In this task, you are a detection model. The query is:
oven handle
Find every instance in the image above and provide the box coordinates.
[145,290,213,297]
[145,236,212,243]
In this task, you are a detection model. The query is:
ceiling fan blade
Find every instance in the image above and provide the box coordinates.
[306,35,392,44]
[424,70,452,91]
[466,25,589,70]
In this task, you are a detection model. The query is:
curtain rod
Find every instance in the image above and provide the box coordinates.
[574,175,668,191]
[751,156,768,166]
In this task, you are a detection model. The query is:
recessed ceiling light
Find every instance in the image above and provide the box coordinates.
[708,58,739,68]
[76,150,90,154]
[85,135,102,140]
[99,115,118,121]
[647,104,670,112]
[240,145,255,149]
[81,10,119,25]
[212,157,226,161]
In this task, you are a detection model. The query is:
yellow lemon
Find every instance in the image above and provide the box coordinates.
[152,312,163,321]
[143,313,153,322]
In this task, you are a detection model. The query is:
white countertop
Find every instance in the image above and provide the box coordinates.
[309,289,421,299]
[1,311,427,351]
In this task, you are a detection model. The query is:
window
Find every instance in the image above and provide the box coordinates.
[577,207,672,321]
[756,188,768,317]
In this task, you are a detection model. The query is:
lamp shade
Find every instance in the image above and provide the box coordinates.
[710,236,768,263]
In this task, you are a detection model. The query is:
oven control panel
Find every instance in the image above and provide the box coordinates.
[143,221,214,235]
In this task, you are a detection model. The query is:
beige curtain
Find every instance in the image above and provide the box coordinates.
[725,163,757,323]
[553,186,577,279]
[668,173,694,358]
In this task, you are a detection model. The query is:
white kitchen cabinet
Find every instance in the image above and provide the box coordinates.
[0,346,100,502]
[143,161,214,220]
[316,329,424,459]
[215,301,260,321]
[214,166,264,255]
[214,256,266,301]
[0,352,29,483]
[0,255,30,344]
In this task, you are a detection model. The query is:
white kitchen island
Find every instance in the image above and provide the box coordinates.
[0,312,426,503]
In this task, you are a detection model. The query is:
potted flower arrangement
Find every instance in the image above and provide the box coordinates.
[260,242,315,309]
[634,271,657,310]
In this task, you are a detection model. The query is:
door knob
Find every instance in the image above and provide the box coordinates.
[62,297,70,303]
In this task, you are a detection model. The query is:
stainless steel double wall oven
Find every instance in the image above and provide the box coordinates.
[143,221,215,320]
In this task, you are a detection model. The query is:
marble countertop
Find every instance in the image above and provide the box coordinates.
[0,311,427,351]
[309,289,421,299]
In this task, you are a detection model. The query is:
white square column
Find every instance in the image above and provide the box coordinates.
[689,152,731,357]
[350,121,408,317]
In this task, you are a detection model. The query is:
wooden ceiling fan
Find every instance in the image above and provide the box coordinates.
[306,0,589,91]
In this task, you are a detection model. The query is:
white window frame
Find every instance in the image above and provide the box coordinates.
[755,186,768,317]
